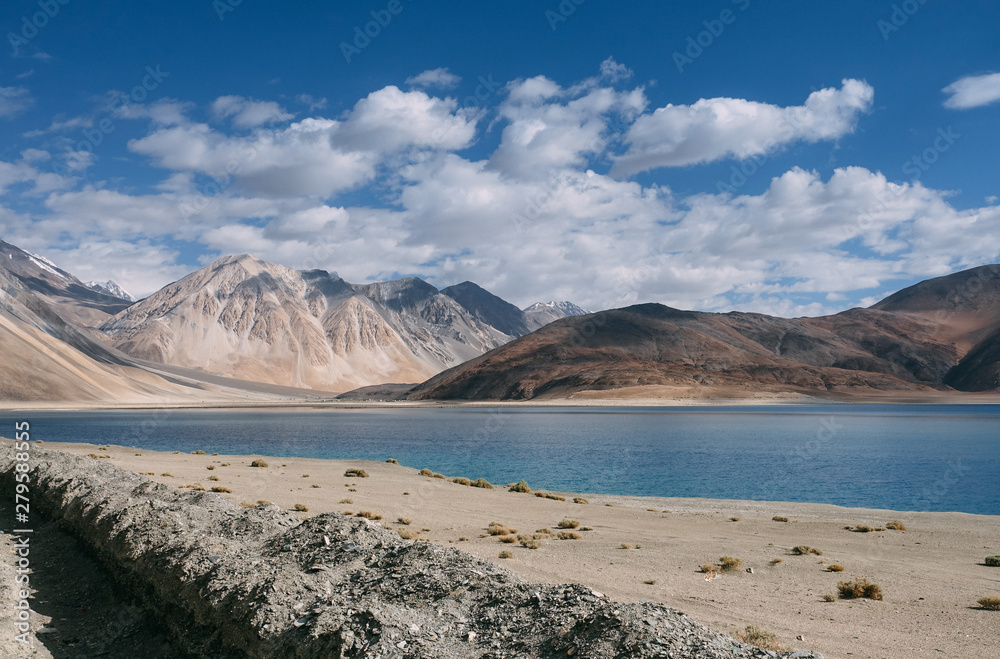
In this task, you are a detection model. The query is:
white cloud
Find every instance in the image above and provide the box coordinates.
[41,240,191,299]
[296,94,327,112]
[488,77,647,179]
[212,95,294,128]
[599,57,633,82]
[612,79,874,176]
[0,87,35,119]
[0,156,71,196]
[115,98,194,126]
[942,72,1000,109]
[405,67,461,89]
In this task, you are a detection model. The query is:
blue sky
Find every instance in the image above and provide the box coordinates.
[1,0,999,315]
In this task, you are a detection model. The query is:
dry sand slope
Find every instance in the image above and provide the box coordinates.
[28,443,1000,658]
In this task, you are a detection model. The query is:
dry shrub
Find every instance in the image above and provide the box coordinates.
[293,503,309,512]
[643,579,656,585]
[534,492,565,501]
[984,555,1000,567]
[736,626,788,652]
[851,524,875,533]
[769,558,784,565]
[339,498,353,504]
[573,497,588,504]
[207,476,220,481]
[772,516,789,522]
[621,543,637,550]
[471,478,493,489]
[719,556,743,571]
[792,546,823,556]
[885,520,906,530]
[827,564,845,572]
[729,517,741,522]
[397,517,413,526]
[139,471,154,475]
[206,465,215,470]
[488,522,516,536]
[356,510,381,520]
[312,484,321,488]
[385,458,398,464]
[498,550,513,559]
[978,596,1000,610]
[250,459,268,468]
[518,535,542,549]
[499,535,517,544]
[508,481,531,494]
[161,473,174,477]
[398,528,418,540]
[221,462,230,467]
[535,528,554,536]
[344,468,368,478]
[837,578,883,600]
[700,564,719,574]
[557,519,580,529]
[451,477,472,486]
[557,531,581,540]
[822,594,836,602]
[211,486,233,493]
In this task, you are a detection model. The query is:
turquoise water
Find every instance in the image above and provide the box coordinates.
[4,405,998,515]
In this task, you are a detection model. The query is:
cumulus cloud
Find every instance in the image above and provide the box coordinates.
[942,72,1000,109]
[405,67,461,89]
[0,87,33,119]
[212,95,294,128]
[488,76,647,179]
[611,79,874,176]
[599,57,633,82]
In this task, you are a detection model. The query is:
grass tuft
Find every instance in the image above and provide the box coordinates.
[534,492,566,501]
[211,486,233,493]
[508,480,531,493]
[837,577,883,601]
[344,468,369,478]
[791,545,823,556]
[471,478,493,489]
[557,531,581,540]
[557,519,580,529]
[250,459,268,468]
[398,528,418,540]
[719,556,743,571]
[573,497,589,504]
[827,564,845,572]
[885,520,906,531]
[397,517,413,526]
[518,535,542,549]
[772,516,789,522]
[451,477,472,486]
[984,555,1000,567]
[978,596,1000,610]
[385,458,398,464]
[498,550,514,559]
[356,510,382,520]
[488,521,516,536]
[736,625,788,652]
[292,503,309,512]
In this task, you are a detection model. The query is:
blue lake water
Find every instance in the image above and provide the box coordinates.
[3,405,998,515]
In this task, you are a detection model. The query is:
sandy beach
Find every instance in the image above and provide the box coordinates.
[19,440,998,659]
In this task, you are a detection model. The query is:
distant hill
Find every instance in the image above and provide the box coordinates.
[523,301,590,328]
[409,266,1000,400]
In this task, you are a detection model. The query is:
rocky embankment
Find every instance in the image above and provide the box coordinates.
[1,447,823,658]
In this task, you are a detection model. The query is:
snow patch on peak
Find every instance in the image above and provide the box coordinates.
[86,280,135,302]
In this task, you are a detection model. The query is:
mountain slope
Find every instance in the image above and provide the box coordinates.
[409,266,1000,400]
[100,255,514,392]
[0,240,132,327]
[523,301,591,328]
[440,281,534,337]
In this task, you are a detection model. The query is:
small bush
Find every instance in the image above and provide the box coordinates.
[509,481,531,493]
[140,471,155,476]
[211,486,233,493]
[418,468,433,477]
[499,535,516,543]
[498,550,514,559]
[239,501,255,508]
[984,555,1000,567]
[161,473,174,477]
[827,564,845,572]
[385,458,398,464]
[736,626,788,652]
[488,522,516,536]
[221,462,230,467]
[621,543,637,550]
[356,510,382,520]
[851,524,875,533]
[518,535,542,549]
[885,520,906,531]
[535,528,554,536]
[719,556,743,571]
[398,528,418,540]
[293,503,309,512]
[257,500,270,505]
[206,465,216,470]
[433,472,446,479]
[604,503,614,507]
[397,517,413,526]
[344,469,369,478]
[207,476,220,481]
[312,484,321,488]
[822,594,836,602]
[557,531,581,540]
[339,498,353,504]
[471,478,493,489]
[700,564,719,574]
[729,517,740,522]
[792,546,823,556]
[772,516,789,522]
[978,596,1000,610]
[573,497,588,504]
[250,459,268,468]
[451,477,472,486]
[557,519,580,529]
[643,579,657,585]
[770,558,784,565]
[534,492,566,501]
[837,578,883,601]
[191,450,206,455]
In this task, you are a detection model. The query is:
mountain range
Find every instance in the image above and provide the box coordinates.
[1,236,999,403]
[409,265,1000,400]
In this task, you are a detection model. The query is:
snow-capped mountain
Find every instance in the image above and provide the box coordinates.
[523,301,591,328]
[86,280,135,302]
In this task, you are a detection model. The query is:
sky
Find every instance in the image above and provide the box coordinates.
[1,0,999,315]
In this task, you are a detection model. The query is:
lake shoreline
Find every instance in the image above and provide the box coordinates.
[9,439,998,659]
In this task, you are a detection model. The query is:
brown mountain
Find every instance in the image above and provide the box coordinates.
[409,265,1000,400]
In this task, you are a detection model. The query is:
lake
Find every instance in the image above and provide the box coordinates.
[3,405,998,515]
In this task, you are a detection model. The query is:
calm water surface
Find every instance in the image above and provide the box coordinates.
[3,405,997,515]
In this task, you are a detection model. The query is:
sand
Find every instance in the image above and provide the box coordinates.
[24,442,1000,658]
